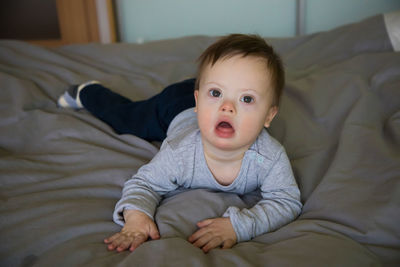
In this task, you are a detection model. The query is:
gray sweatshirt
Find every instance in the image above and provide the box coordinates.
[113,108,302,242]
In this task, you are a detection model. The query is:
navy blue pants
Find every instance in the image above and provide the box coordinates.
[80,79,196,141]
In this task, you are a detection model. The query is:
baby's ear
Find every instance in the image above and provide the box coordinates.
[194,90,199,112]
[264,106,278,128]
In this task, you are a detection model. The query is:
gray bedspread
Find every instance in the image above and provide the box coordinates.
[1,14,399,266]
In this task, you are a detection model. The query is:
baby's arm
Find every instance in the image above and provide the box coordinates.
[188,217,236,253]
[104,209,160,252]
[108,142,181,252]
[224,149,302,242]
[189,149,301,252]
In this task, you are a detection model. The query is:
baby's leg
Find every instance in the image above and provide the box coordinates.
[58,79,195,141]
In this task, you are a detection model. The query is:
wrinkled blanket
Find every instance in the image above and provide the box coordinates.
[1,14,399,266]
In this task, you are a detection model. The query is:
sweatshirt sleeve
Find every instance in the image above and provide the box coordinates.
[113,142,181,226]
[223,148,302,242]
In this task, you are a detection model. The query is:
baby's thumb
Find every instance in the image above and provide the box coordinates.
[149,222,160,240]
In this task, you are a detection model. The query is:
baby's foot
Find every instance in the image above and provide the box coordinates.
[57,80,100,109]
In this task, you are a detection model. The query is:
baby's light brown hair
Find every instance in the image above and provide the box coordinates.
[195,34,284,107]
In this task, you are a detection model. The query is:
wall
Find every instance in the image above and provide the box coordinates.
[0,0,60,40]
[306,0,400,34]
[115,0,400,43]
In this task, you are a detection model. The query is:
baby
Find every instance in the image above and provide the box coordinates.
[58,34,302,253]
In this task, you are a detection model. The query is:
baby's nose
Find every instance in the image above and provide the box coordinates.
[220,101,235,113]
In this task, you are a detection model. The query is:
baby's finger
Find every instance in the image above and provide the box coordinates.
[149,223,160,240]
[192,233,213,249]
[202,237,222,253]
[104,233,120,244]
[106,242,116,251]
[108,234,128,251]
[188,227,208,243]
[116,237,134,252]
[105,234,124,250]
[197,219,213,228]
[107,239,122,251]
[129,233,147,252]
[222,239,236,249]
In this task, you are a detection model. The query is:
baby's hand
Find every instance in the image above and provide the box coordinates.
[104,210,160,252]
[188,217,237,253]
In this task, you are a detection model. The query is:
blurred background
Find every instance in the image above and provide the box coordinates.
[1,0,400,46]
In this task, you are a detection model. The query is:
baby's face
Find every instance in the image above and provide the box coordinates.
[195,55,277,152]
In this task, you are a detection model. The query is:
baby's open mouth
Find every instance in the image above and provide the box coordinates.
[218,121,232,128]
[215,121,235,138]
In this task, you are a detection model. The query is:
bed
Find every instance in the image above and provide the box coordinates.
[1,12,399,267]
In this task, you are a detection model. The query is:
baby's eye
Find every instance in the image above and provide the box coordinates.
[209,89,221,98]
[240,95,254,103]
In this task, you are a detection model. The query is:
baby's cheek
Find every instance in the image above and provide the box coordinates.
[197,112,213,132]
[239,117,264,140]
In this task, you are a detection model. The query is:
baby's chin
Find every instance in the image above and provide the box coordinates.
[206,137,247,152]
[200,127,254,152]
